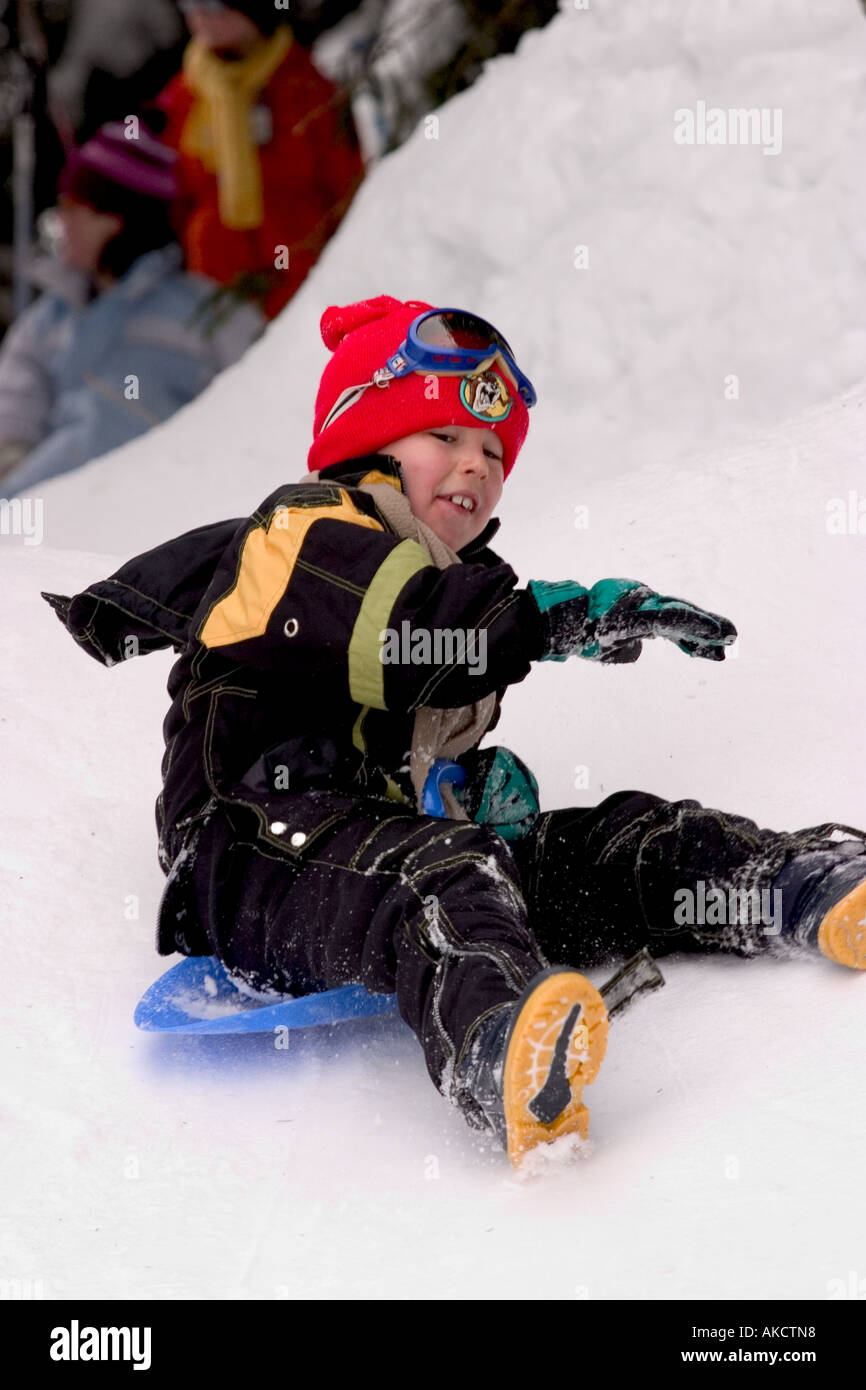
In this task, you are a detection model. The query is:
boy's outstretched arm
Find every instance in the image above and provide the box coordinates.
[41,518,245,665]
[192,487,736,712]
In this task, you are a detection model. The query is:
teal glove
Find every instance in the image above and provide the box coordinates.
[456,746,540,842]
[529,578,737,664]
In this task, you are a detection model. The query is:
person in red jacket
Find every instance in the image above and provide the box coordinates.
[156,0,364,319]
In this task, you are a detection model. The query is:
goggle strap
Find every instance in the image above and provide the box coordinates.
[317,353,529,438]
[385,349,515,386]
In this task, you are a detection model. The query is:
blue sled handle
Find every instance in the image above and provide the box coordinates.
[422,758,467,818]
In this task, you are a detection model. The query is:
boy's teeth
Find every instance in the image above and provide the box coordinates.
[447,494,474,511]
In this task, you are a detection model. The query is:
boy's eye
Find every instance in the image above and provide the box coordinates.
[431,431,503,465]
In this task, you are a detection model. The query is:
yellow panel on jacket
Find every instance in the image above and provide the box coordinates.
[199,491,384,647]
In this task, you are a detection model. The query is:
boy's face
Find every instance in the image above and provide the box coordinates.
[382,425,504,551]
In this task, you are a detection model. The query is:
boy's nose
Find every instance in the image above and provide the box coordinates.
[456,444,489,479]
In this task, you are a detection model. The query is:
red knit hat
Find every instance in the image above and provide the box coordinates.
[307,296,530,479]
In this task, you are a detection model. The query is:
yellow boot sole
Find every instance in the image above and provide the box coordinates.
[502,969,609,1169]
[817,877,866,969]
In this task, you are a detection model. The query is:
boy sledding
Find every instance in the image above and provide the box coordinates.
[44,296,866,1168]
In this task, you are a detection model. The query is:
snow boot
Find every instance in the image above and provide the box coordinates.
[457,967,609,1169]
[772,838,866,969]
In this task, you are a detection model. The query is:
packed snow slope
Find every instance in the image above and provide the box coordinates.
[2,0,866,1300]
[2,384,864,1300]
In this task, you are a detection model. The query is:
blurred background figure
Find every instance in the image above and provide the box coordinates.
[0,0,190,337]
[0,2,561,336]
[312,0,561,160]
[154,0,365,320]
[0,119,263,494]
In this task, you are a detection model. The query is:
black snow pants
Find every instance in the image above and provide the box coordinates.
[188,787,832,1120]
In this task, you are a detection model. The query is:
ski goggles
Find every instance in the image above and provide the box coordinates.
[319,308,537,434]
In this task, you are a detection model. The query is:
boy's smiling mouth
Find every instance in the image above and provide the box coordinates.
[437,492,478,514]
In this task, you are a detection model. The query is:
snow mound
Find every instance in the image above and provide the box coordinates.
[2,380,864,1298]
[22,0,866,556]
[3,0,866,1301]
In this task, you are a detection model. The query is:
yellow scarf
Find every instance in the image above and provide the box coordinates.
[180,27,292,231]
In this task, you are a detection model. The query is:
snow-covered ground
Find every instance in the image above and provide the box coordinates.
[2,0,865,1300]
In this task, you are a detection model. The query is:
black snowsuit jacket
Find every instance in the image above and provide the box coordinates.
[43,453,547,956]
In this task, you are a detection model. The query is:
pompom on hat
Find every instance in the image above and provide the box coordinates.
[307,295,530,479]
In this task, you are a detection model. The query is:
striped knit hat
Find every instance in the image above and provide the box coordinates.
[307,296,530,479]
[58,122,178,213]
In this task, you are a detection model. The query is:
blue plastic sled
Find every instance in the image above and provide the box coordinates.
[137,758,466,1035]
[135,955,398,1035]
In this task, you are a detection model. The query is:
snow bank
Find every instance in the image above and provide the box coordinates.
[2,379,863,1299]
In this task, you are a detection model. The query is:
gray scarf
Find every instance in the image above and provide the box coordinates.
[306,470,497,817]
